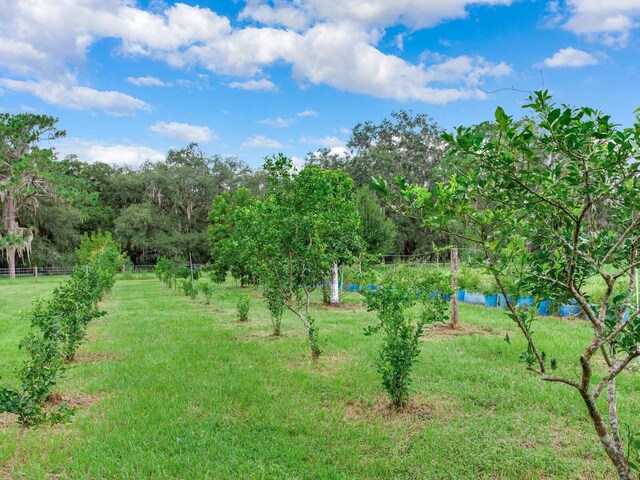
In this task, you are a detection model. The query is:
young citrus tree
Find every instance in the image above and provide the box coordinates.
[247,154,362,359]
[377,91,640,478]
[360,266,451,408]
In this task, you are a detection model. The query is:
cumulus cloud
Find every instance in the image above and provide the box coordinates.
[297,110,318,117]
[300,135,349,157]
[228,79,277,91]
[541,47,599,68]
[0,1,514,106]
[240,0,513,30]
[0,78,150,116]
[259,117,294,127]
[559,0,640,46]
[149,121,216,143]
[300,135,346,149]
[242,134,283,149]
[127,76,168,86]
[56,138,165,167]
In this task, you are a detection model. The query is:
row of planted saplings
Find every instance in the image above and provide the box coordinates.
[154,256,251,322]
[0,238,121,428]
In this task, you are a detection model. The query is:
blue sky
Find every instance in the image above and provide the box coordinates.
[1,0,639,168]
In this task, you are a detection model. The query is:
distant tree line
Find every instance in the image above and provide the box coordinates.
[1,110,454,269]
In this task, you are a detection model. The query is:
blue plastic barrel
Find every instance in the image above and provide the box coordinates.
[485,294,498,307]
[457,290,465,302]
[559,304,580,317]
[516,296,535,307]
[537,300,551,316]
[498,294,514,309]
[464,291,485,305]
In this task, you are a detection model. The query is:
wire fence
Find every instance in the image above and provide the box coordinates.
[0,264,158,278]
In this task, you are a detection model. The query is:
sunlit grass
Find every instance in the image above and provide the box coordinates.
[1,276,638,478]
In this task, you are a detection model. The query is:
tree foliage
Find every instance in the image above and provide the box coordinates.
[228,154,362,359]
[384,91,640,479]
[360,266,451,408]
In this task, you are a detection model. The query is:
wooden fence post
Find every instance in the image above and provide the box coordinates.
[451,247,459,329]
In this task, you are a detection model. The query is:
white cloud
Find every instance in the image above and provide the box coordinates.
[300,135,346,149]
[149,121,216,143]
[300,135,350,159]
[228,79,277,91]
[259,117,294,127]
[242,134,283,149]
[541,47,599,68]
[0,79,150,116]
[287,24,511,104]
[127,76,168,86]
[56,138,165,167]
[0,1,514,107]
[560,1,640,46]
[240,0,513,30]
[297,109,318,117]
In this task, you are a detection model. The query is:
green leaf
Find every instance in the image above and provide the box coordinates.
[495,106,509,129]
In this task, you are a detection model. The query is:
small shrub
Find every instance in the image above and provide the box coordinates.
[237,296,251,322]
[155,256,175,287]
[199,279,214,304]
[179,279,199,299]
[360,266,450,409]
[0,333,72,427]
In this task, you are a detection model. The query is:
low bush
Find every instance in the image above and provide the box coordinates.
[179,278,199,299]
[199,279,214,304]
[360,266,450,409]
[237,296,251,322]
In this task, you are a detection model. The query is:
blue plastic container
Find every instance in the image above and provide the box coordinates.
[457,290,465,302]
[464,291,485,305]
[559,304,580,317]
[441,293,452,301]
[537,300,551,316]
[516,296,535,308]
[485,294,498,308]
[367,284,377,291]
[498,294,514,309]
[347,283,360,292]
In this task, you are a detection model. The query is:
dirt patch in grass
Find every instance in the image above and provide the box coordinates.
[288,351,351,377]
[0,412,16,428]
[345,397,432,426]
[233,330,290,343]
[344,393,461,428]
[317,302,366,313]
[423,323,496,339]
[65,352,118,364]
[46,392,102,409]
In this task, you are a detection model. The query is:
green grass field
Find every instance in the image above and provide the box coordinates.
[1,276,639,479]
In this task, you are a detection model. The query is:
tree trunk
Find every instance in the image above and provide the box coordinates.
[579,388,635,479]
[6,191,16,279]
[450,247,459,329]
[330,263,339,307]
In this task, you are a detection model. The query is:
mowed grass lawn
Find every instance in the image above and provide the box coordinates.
[1,276,639,479]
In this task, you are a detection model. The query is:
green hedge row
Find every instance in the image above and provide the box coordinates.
[0,232,124,427]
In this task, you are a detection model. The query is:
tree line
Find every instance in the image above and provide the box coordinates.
[0,111,452,275]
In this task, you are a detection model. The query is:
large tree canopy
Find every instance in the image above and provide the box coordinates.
[381,91,640,479]
[0,114,66,277]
